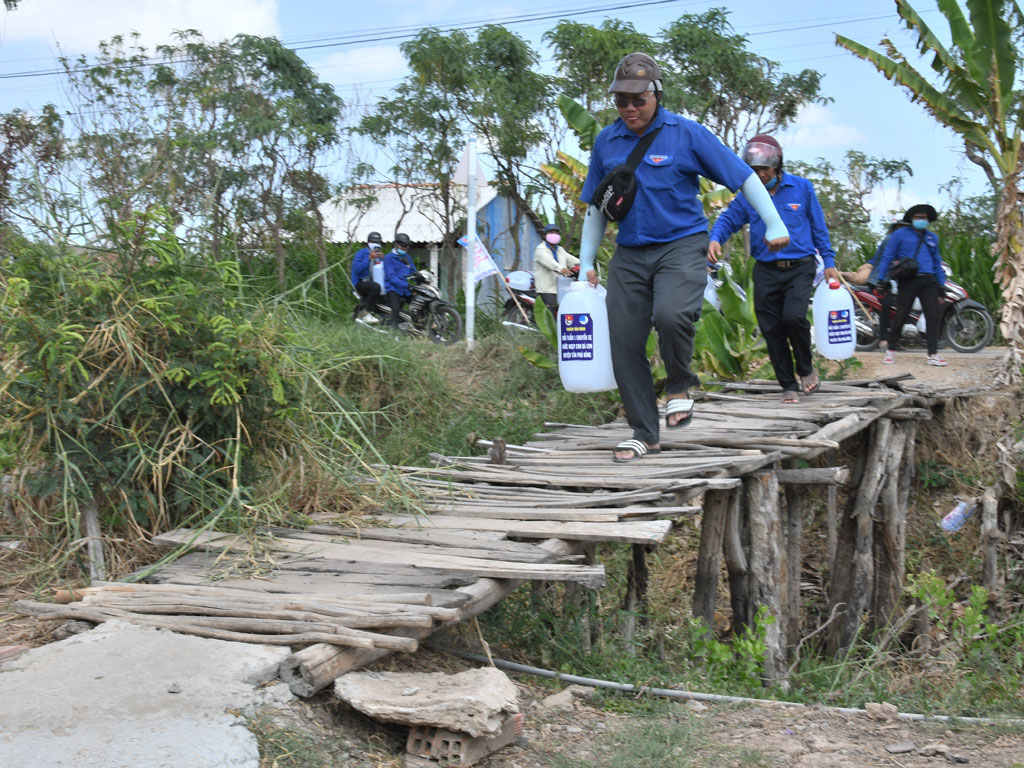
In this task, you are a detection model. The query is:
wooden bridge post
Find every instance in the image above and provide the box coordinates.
[782,480,809,653]
[746,470,786,684]
[692,489,731,630]
[723,488,749,633]
[828,418,896,654]
[621,543,651,654]
[872,421,912,628]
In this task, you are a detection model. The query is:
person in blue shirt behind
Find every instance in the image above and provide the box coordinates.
[350,231,385,321]
[383,232,416,328]
[709,134,840,404]
[870,204,948,367]
[578,53,790,463]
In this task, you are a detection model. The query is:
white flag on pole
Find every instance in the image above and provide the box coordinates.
[458,234,501,283]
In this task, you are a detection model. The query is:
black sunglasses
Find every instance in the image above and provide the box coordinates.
[615,94,651,108]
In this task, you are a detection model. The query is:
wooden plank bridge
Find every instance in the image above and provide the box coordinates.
[22,373,985,696]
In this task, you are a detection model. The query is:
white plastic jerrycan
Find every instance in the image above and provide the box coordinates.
[371,260,385,289]
[557,282,617,392]
[812,279,856,360]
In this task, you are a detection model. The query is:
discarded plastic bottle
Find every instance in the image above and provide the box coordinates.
[940,501,976,532]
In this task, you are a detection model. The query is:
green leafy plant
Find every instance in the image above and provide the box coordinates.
[695,267,771,382]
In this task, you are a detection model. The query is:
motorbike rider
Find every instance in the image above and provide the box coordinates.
[383,232,416,329]
[533,223,579,317]
[709,134,839,403]
[350,231,385,321]
[869,203,948,366]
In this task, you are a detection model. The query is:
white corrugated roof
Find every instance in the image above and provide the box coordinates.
[320,183,498,244]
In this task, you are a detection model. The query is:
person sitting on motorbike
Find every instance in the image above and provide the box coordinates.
[383,232,416,329]
[532,223,580,317]
[869,203,948,366]
[350,231,385,321]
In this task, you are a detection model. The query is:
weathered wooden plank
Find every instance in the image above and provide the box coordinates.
[326,515,673,546]
[140,551,477,587]
[153,529,607,588]
[276,528,558,564]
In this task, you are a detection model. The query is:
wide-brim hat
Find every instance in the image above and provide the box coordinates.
[903,204,938,222]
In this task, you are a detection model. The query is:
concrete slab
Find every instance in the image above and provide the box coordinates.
[0,619,291,768]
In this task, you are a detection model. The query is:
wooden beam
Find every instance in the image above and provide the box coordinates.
[692,489,729,629]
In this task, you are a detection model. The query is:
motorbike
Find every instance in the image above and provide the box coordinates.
[354,269,463,345]
[848,267,994,353]
[502,270,537,330]
[501,266,580,331]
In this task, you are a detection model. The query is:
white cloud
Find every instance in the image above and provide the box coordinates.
[779,103,866,153]
[3,0,278,52]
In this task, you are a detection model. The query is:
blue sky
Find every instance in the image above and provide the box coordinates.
[0,0,992,226]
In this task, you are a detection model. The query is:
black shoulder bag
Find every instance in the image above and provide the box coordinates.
[592,126,663,222]
[888,230,926,282]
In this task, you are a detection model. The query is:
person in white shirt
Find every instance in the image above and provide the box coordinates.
[532,223,579,317]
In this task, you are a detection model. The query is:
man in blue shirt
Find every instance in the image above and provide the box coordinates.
[383,232,416,329]
[871,204,947,366]
[709,135,839,403]
[578,53,790,463]
[350,231,385,321]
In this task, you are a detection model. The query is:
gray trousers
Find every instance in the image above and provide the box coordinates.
[606,233,708,446]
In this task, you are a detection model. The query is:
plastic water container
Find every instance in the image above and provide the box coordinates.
[812,279,856,360]
[557,282,617,392]
[506,270,533,292]
[371,261,385,289]
[556,274,573,303]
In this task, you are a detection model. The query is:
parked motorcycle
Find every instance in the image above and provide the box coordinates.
[849,268,994,353]
[502,270,537,329]
[354,269,463,345]
[501,266,580,331]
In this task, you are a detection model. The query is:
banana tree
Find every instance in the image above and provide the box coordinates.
[836,0,1024,384]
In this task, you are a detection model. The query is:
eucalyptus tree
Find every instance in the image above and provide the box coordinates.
[659,7,828,151]
[357,28,470,294]
[465,25,551,268]
[543,19,654,115]
[837,0,1024,383]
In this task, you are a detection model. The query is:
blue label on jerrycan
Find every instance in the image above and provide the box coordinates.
[827,309,853,344]
[560,312,595,361]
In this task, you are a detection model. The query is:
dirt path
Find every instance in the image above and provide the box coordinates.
[846,346,1010,390]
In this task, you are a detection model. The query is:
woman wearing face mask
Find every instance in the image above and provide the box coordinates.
[873,204,948,366]
[532,223,580,317]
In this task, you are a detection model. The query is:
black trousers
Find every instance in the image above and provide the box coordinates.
[385,291,407,326]
[752,258,816,392]
[355,279,381,311]
[888,273,942,355]
[606,233,708,447]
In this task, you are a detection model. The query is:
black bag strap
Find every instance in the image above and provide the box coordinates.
[624,125,663,170]
[910,229,928,260]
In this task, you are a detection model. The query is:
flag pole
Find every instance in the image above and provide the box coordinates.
[464,137,477,351]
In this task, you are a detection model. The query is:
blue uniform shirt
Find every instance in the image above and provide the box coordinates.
[580,107,752,247]
[383,251,415,296]
[709,172,836,269]
[876,226,945,285]
[350,246,380,286]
